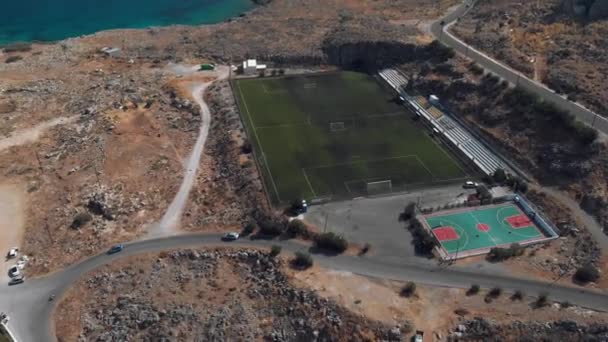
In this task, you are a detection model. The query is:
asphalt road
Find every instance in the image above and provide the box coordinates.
[2,233,607,341]
[431,0,608,135]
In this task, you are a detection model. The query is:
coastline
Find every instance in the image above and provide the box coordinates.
[0,0,263,46]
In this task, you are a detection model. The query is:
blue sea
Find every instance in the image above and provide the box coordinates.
[0,0,255,44]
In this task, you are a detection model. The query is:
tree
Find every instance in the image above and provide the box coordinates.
[574,264,600,284]
[492,168,507,183]
[258,218,285,236]
[399,202,417,222]
[287,219,307,238]
[511,290,524,301]
[487,287,502,299]
[292,251,313,269]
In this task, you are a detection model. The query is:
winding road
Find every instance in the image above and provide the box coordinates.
[431,0,608,134]
[1,33,608,341]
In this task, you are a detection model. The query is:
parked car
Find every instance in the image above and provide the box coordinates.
[8,266,21,278]
[8,276,24,286]
[222,232,240,241]
[414,330,424,342]
[463,181,478,189]
[107,244,124,254]
[6,247,19,259]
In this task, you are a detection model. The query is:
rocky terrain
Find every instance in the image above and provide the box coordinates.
[54,248,402,341]
[0,0,460,275]
[451,0,608,117]
[399,53,608,280]
[450,317,608,341]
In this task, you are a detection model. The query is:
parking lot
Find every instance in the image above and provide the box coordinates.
[304,184,475,264]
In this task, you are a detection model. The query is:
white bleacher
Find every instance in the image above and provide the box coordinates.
[379,68,507,176]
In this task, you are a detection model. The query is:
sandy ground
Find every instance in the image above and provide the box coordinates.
[0,184,25,282]
[289,266,608,341]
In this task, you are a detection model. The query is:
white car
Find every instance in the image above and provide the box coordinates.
[222,232,240,241]
[8,266,21,278]
[6,247,19,259]
[463,181,478,189]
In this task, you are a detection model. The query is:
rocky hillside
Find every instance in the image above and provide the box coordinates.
[54,249,405,341]
[451,0,608,117]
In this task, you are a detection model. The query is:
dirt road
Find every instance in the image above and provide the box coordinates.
[149,66,229,237]
[0,184,25,280]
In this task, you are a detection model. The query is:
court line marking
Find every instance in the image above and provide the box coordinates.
[467,208,504,247]
[301,168,317,198]
[427,217,470,254]
[236,81,282,203]
[496,206,542,239]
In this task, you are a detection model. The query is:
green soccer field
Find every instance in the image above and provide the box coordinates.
[235,71,468,204]
[423,204,546,257]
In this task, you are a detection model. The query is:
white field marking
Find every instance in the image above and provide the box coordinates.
[254,121,311,130]
[236,81,282,202]
[301,168,317,198]
[262,82,287,94]
[343,181,354,195]
[304,155,418,170]
[413,155,436,180]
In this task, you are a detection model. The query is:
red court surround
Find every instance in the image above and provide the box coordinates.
[506,214,533,228]
[432,226,459,241]
[476,223,490,232]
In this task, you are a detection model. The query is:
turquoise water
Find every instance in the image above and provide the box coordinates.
[0,0,255,44]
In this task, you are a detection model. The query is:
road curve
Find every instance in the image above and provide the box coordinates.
[431,1,608,135]
[6,233,608,341]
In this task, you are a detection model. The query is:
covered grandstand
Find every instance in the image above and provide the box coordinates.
[379,69,507,176]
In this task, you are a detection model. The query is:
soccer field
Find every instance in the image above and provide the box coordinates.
[235,71,468,204]
[422,203,549,259]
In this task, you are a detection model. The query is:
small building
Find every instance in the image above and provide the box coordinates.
[100,47,121,58]
[242,59,267,75]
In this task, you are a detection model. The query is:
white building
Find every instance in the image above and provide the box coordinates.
[100,47,121,58]
[242,59,267,75]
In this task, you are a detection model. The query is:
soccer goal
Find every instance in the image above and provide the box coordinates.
[366,180,392,195]
[330,121,346,132]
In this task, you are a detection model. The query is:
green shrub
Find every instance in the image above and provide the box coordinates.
[71,212,92,229]
[469,62,484,75]
[535,292,549,308]
[314,232,348,253]
[492,168,507,183]
[407,219,437,256]
[287,219,307,238]
[258,218,285,236]
[487,243,524,262]
[574,264,600,284]
[242,222,257,235]
[292,251,313,269]
[487,287,502,299]
[511,290,524,301]
[270,245,282,257]
[466,284,480,296]
[400,282,417,297]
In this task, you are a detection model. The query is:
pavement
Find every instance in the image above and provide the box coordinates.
[2,233,608,342]
[304,184,476,264]
[431,0,608,135]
